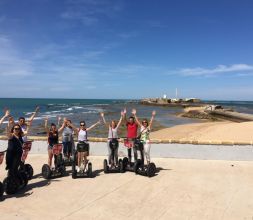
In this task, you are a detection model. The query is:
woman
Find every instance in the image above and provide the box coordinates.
[6,124,24,178]
[71,119,100,172]
[60,118,75,160]
[100,111,124,167]
[132,109,156,164]
[44,117,65,167]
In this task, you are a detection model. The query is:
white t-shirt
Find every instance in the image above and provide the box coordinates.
[78,129,87,142]
[108,127,118,139]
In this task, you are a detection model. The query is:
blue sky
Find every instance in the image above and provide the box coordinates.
[0,0,253,100]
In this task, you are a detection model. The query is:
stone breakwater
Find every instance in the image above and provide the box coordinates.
[140,97,202,107]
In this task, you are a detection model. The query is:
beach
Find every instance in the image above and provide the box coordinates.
[151,121,253,144]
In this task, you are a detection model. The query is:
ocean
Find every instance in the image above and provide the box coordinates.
[0,98,252,137]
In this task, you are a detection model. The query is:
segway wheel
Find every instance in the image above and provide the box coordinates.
[119,159,124,173]
[59,166,66,177]
[42,164,52,179]
[19,171,28,189]
[72,170,77,179]
[122,157,128,169]
[3,176,19,195]
[72,160,77,179]
[103,159,108,173]
[88,163,92,177]
[134,159,142,174]
[24,164,34,180]
[147,163,156,177]
[0,181,4,197]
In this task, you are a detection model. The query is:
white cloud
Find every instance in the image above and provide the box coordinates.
[173,64,253,77]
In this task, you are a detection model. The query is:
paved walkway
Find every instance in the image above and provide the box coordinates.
[1,155,253,220]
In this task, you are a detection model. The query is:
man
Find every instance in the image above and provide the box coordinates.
[124,109,138,162]
[18,106,39,141]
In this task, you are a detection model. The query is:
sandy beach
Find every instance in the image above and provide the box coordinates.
[1,155,253,220]
[151,121,253,143]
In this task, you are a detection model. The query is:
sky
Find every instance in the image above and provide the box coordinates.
[0,0,253,100]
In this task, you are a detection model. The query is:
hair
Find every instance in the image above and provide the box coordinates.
[18,117,25,121]
[11,124,24,137]
[110,120,117,128]
[129,116,134,120]
[142,119,149,126]
[51,123,56,127]
[80,121,86,126]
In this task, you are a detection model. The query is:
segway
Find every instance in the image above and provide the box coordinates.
[133,139,157,177]
[3,150,28,195]
[121,138,139,173]
[103,138,124,174]
[0,150,6,197]
[42,144,66,179]
[72,141,92,178]
[19,140,34,180]
[63,141,74,167]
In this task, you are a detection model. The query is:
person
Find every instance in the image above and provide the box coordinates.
[100,111,124,167]
[71,119,100,172]
[18,106,40,142]
[60,118,75,160]
[132,109,156,164]
[44,117,65,167]
[0,109,10,127]
[6,124,24,178]
[123,108,138,163]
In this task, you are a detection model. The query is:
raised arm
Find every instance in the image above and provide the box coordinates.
[57,116,61,127]
[44,117,49,133]
[29,106,39,123]
[0,109,10,126]
[100,112,108,127]
[86,120,101,131]
[149,110,156,129]
[132,109,141,127]
[58,119,66,133]
[116,111,124,130]
[123,108,127,124]
[6,116,14,138]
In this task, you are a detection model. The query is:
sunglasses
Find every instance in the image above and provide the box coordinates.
[14,127,20,130]
[80,124,85,126]
[142,121,148,124]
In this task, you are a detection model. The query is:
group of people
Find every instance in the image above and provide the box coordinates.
[0,107,39,177]
[0,106,156,175]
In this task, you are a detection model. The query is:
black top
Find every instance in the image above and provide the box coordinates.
[48,130,59,147]
[6,135,23,169]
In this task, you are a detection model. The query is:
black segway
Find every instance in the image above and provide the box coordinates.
[42,144,66,179]
[121,138,139,173]
[72,141,92,178]
[103,138,124,174]
[133,139,157,177]
[0,150,6,197]
[3,151,28,195]
[63,142,75,167]
[19,140,34,180]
